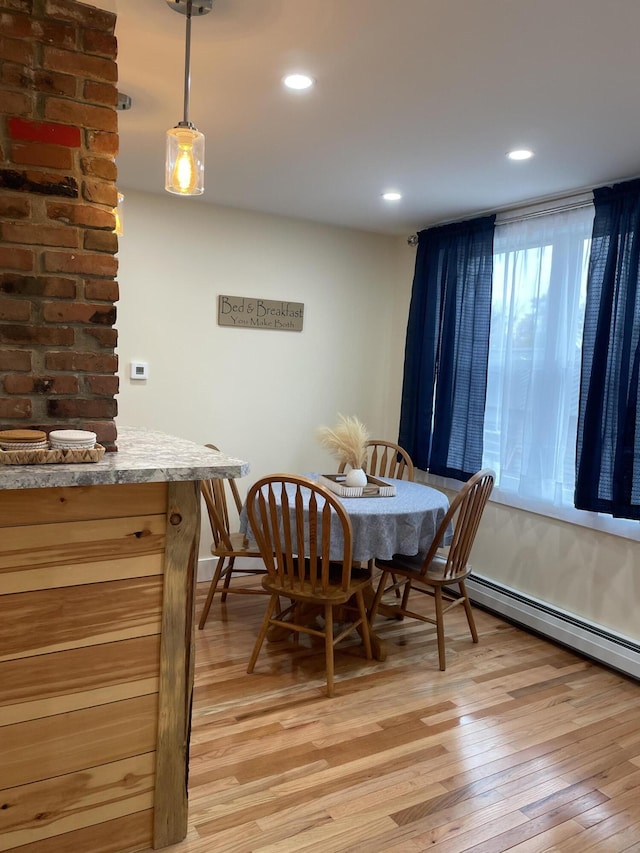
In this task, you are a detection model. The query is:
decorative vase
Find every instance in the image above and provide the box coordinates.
[344,467,368,488]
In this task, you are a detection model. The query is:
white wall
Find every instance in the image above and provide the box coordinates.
[471,499,640,641]
[115,190,407,558]
[116,190,640,645]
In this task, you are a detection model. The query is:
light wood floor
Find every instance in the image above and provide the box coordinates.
[148,579,640,853]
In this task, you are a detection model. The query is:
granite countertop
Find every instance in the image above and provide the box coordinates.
[0,426,250,490]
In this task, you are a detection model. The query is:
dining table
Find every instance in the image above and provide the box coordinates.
[239,474,450,660]
[241,474,449,559]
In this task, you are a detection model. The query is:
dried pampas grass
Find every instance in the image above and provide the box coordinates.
[316,414,369,469]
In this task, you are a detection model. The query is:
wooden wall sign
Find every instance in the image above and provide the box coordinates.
[217,295,304,331]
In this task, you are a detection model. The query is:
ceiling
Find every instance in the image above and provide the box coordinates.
[110,0,640,236]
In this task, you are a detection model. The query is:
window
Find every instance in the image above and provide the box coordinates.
[415,201,640,539]
[482,206,594,510]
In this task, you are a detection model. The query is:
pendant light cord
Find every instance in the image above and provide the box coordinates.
[182,0,193,126]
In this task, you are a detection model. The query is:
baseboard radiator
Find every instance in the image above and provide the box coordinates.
[466,574,640,681]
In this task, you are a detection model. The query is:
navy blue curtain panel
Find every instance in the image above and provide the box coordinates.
[398,215,495,480]
[575,178,640,519]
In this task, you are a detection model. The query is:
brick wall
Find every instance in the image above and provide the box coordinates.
[0,0,119,449]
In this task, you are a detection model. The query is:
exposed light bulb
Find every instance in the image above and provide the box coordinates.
[113,192,124,236]
[382,191,402,201]
[165,125,205,196]
[174,145,196,192]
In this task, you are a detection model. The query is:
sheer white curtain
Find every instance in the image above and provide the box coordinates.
[482,205,594,508]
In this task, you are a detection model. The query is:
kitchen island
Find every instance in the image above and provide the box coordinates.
[0,427,249,852]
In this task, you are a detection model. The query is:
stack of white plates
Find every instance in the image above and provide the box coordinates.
[49,429,97,450]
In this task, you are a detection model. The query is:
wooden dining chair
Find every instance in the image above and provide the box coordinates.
[197,444,267,630]
[369,468,495,670]
[340,439,415,593]
[245,474,373,697]
[339,439,415,481]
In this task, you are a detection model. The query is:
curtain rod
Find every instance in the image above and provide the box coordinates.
[495,193,593,226]
[407,189,597,246]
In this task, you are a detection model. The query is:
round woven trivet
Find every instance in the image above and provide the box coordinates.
[0,429,47,443]
[0,440,49,451]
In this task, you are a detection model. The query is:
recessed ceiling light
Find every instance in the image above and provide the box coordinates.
[382,191,402,201]
[507,148,534,161]
[283,73,314,91]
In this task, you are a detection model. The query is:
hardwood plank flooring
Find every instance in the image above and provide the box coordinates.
[142,579,640,852]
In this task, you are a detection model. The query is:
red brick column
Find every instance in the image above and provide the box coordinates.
[0,0,119,449]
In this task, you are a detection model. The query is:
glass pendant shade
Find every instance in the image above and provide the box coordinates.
[165,125,205,196]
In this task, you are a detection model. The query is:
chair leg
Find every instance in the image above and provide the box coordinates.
[400,578,412,611]
[247,594,279,673]
[355,589,372,660]
[367,557,399,599]
[220,556,236,603]
[324,604,335,697]
[293,602,303,645]
[198,556,226,630]
[369,570,389,623]
[391,573,402,599]
[434,586,446,671]
[459,580,479,643]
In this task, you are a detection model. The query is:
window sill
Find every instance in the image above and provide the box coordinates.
[418,471,640,544]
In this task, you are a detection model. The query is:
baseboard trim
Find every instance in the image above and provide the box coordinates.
[466,574,640,681]
[197,556,215,583]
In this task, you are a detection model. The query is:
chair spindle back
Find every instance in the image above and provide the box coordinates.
[365,441,415,481]
[421,468,495,580]
[247,475,354,595]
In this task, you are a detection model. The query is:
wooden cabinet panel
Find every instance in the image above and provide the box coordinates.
[0,554,164,596]
[0,483,168,527]
[0,514,167,573]
[0,678,159,728]
[3,810,154,853]
[0,753,155,852]
[0,576,163,662]
[0,695,158,790]
[0,476,202,852]
[0,635,161,725]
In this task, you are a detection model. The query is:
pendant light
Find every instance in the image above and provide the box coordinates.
[165,0,212,196]
[113,192,124,236]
